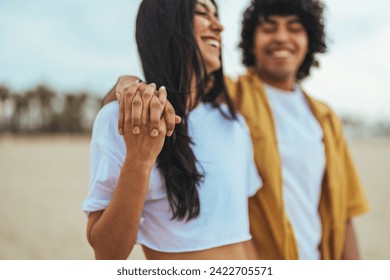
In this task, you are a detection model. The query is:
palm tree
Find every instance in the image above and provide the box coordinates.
[0,85,10,132]
[35,85,55,132]
[0,85,9,102]
[61,93,87,133]
[11,94,29,133]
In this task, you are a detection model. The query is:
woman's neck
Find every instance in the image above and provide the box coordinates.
[187,74,214,110]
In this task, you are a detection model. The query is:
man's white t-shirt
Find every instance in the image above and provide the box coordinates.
[82,102,262,252]
[265,84,326,260]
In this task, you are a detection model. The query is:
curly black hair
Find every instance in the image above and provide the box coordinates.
[239,0,327,81]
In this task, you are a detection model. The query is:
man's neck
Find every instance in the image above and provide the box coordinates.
[256,72,296,92]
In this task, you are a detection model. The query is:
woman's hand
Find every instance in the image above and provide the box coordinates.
[115,75,181,137]
[118,81,167,168]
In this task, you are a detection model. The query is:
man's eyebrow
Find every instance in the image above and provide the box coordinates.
[258,16,276,24]
[287,17,302,24]
[258,15,302,25]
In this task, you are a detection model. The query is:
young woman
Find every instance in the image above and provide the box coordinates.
[82,0,261,260]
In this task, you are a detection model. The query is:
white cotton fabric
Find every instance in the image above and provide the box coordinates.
[82,101,261,252]
[265,84,325,260]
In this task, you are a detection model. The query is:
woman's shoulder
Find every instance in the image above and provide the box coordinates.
[93,102,119,131]
[91,101,122,148]
[96,101,119,122]
[202,103,250,137]
[218,103,248,127]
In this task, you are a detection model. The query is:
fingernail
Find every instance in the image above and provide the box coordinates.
[151,129,158,137]
[119,128,123,135]
[150,83,156,88]
[133,126,140,134]
[167,130,173,137]
[116,92,120,100]
[159,86,166,91]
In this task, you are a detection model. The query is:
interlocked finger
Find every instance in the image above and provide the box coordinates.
[118,81,142,135]
[140,83,157,130]
[131,92,142,134]
[149,95,163,137]
[117,90,125,135]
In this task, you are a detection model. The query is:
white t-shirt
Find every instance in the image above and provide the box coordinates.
[265,84,325,260]
[82,101,262,253]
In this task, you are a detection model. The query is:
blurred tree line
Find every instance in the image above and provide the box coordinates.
[335,114,390,140]
[0,84,102,135]
[1,83,390,138]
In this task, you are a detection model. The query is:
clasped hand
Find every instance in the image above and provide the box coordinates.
[116,78,180,166]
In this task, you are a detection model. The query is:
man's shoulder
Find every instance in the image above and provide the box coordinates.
[304,93,338,118]
[303,92,344,138]
[225,72,265,98]
[224,75,236,95]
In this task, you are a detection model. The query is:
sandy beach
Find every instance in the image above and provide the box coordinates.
[0,136,389,260]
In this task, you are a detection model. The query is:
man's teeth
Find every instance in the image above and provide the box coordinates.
[205,39,220,48]
[272,50,291,58]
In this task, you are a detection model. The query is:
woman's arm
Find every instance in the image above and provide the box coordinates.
[87,159,153,259]
[86,82,167,259]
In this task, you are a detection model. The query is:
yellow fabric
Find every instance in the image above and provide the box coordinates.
[225,72,369,259]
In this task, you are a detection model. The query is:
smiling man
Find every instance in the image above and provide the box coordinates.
[231,0,369,259]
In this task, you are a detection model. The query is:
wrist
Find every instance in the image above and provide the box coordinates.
[122,155,155,174]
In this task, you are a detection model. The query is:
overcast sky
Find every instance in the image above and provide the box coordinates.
[1,0,389,121]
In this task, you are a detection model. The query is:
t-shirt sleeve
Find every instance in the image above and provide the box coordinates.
[329,112,369,218]
[341,138,370,218]
[82,102,126,216]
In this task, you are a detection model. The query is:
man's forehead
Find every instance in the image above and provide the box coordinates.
[259,14,301,23]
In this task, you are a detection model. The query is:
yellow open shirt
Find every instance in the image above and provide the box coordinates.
[226,71,369,259]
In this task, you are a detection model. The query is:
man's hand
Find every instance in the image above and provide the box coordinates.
[115,76,181,137]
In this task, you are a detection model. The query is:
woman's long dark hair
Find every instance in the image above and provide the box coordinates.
[135,0,235,221]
